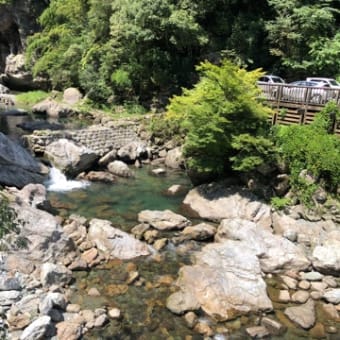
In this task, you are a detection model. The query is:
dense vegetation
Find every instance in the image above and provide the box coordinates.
[2,0,339,206]
[165,60,272,182]
[24,0,340,107]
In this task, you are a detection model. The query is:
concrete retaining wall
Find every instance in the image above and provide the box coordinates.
[24,123,140,156]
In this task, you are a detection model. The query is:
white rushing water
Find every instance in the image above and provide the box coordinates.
[46,167,90,192]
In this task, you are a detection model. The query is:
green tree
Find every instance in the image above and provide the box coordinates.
[166,59,272,183]
[26,0,88,89]
[265,0,340,78]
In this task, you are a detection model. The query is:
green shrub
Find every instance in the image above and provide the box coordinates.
[271,196,292,210]
[273,101,340,205]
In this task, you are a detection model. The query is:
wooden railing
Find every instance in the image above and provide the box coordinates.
[258,84,340,135]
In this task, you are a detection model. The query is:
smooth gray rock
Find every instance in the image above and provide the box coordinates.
[39,292,67,315]
[183,183,272,228]
[88,218,151,259]
[32,98,72,118]
[0,273,21,291]
[216,218,310,273]
[0,290,21,306]
[40,263,72,287]
[117,141,148,163]
[312,235,340,274]
[0,132,46,188]
[284,299,315,329]
[20,315,52,340]
[167,240,273,320]
[107,160,134,178]
[165,147,184,169]
[44,139,98,177]
[323,289,340,304]
[138,209,191,231]
[12,202,75,262]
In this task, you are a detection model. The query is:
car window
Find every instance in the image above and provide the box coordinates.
[272,77,284,83]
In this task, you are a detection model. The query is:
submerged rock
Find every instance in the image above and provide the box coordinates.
[284,299,315,329]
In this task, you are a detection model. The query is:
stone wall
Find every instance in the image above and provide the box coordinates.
[24,124,140,156]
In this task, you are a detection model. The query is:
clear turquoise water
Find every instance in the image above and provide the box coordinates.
[48,167,192,231]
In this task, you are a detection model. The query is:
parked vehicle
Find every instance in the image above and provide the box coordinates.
[257,75,285,99]
[306,77,340,88]
[282,80,332,104]
[257,75,285,84]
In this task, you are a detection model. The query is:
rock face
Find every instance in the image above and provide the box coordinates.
[0,132,47,188]
[182,183,272,228]
[88,218,151,259]
[11,201,75,263]
[0,1,47,89]
[44,139,98,177]
[167,240,273,320]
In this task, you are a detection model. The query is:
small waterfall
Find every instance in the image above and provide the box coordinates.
[46,167,89,192]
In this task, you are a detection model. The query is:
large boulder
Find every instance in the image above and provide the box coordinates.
[63,87,83,105]
[44,139,98,177]
[165,147,184,169]
[88,218,151,259]
[3,199,76,263]
[182,183,272,228]
[216,218,311,273]
[0,132,47,188]
[117,141,148,163]
[167,240,273,320]
[312,231,340,275]
[32,98,73,119]
[107,160,134,178]
[272,212,336,247]
[138,210,191,231]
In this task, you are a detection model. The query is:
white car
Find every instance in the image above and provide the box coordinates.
[257,75,285,99]
[306,77,340,89]
[282,80,331,104]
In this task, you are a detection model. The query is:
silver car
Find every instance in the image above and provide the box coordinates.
[257,75,285,99]
[282,80,332,104]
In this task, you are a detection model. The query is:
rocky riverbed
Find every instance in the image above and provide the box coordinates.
[0,100,339,339]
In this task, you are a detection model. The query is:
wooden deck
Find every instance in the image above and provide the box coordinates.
[259,83,340,135]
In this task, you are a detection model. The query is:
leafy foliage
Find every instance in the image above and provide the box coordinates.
[166,59,272,179]
[274,102,340,204]
[266,0,340,78]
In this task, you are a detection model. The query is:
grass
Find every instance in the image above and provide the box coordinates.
[15,90,50,108]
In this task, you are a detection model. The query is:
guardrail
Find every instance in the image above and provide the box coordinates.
[258,84,340,135]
